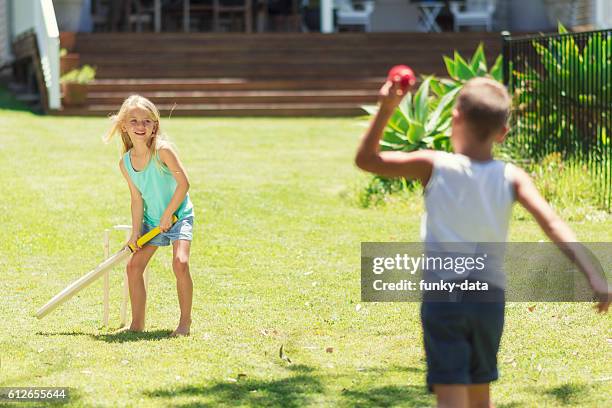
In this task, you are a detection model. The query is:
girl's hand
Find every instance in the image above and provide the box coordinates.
[159,213,173,233]
[379,78,408,111]
[128,232,141,251]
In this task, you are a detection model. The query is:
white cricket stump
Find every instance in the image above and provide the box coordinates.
[103,225,151,327]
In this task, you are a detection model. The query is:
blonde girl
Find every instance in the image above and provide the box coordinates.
[104,95,194,337]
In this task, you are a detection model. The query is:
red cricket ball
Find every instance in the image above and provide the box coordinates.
[387,65,416,91]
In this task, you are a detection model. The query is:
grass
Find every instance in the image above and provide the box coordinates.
[0,105,610,407]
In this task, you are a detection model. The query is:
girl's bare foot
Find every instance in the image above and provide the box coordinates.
[171,321,191,337]
[129,322,145,332]
[113,325,143,335]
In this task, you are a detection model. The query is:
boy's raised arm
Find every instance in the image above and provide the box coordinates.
[512,166,610,312]
[354,80,435,185]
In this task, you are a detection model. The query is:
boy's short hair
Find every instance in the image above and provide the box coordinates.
[456,77,511,141]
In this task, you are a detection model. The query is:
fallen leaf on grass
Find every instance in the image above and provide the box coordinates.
[326,347,334,353]
[279,345,292,364]
[260,328,278,337]
[528,305,536,312]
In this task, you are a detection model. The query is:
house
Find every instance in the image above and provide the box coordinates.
[1,0,610,115]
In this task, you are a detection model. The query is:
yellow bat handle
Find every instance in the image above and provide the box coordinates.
[128,215,179,252]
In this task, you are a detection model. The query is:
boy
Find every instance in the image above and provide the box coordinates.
[355,76,610,408]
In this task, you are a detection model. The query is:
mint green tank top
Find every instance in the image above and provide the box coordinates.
[123,150,194,226]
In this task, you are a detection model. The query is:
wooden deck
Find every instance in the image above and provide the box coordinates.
[54,32,503,117]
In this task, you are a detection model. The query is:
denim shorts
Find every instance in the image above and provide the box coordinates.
[141,216,194,247]
[421,297,505,392]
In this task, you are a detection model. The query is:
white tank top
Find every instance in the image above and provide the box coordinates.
[421,152,516,243]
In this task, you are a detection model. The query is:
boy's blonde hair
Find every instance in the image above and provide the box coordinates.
[104,94,169,169]
[455,77,511,141]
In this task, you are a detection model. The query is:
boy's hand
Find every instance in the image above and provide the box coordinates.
[379,78,409,111]
[160,212,173,233]
[128,232,141,251]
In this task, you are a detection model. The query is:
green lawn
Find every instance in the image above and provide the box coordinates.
[0,107,610,407]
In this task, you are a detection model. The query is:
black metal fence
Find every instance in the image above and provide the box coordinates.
[503,29,612,211]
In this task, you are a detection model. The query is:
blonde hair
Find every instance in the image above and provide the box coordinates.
[104,94,170,170]
[456,77,511,141]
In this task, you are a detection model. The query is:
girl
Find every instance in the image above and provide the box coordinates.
[104,95,194,337]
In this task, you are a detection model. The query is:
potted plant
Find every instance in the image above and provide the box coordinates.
[60,65,96,107]
[60,48,81,75]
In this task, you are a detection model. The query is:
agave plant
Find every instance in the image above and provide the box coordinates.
[363,44,504,155]
[433,43,504,96]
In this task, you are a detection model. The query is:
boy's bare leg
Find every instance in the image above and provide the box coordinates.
[171,240,192,337]
[125,245,158,331]
[434,384,469,408]
[467,384,493,408]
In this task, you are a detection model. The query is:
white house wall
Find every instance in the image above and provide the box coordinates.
[0,0,11,64]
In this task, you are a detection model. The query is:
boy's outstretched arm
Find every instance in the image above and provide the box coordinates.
[512,166,610,312]
[355,80,435,185]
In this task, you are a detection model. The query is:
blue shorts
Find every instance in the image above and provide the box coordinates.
[141,216,194,247]
[421,294,505,392]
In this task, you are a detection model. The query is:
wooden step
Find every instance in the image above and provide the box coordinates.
[53,103,368,117]
[87,78,385,92]
[69,32,501,46]
[74,42,500,54]
[78,53,455,65]
[86,90,378,105]
[89,65,440,79]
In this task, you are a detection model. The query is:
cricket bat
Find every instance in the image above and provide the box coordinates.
[36,216,178,319]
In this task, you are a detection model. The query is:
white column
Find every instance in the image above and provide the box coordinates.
[321,0,334,33]
[0,0,12,65]
[39,0,61,110]
[595,0,612,29]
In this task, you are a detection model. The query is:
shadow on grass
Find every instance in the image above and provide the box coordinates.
[355,365,424,375]
[36,329,173,343]
[341,385,430,407]
[93,329,174,343]
[145,364,322,408]
[0,86,36,113]
[143,364,431,408]
[544,383,589,405]
[497,403,522,408]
